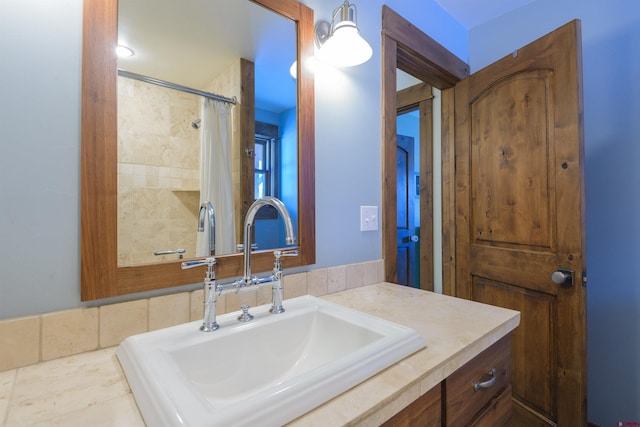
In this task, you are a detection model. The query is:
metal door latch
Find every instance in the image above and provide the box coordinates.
[551,269,574,287]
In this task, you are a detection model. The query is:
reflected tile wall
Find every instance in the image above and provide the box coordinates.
[117,77,200,265]
[116,58,245,265]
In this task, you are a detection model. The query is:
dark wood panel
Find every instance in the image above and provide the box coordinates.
[397,83,433,109]
[381,33,399,283]
[418,98,434,291]
[472,385,513,427]
[382,383,441,427]
[81,0,119,300]
[441,88,456,296]
[239,58,255,239]
[381,6,469,88]
[469,245,558,295]
[472,276,557,422]
[470,71,556,250]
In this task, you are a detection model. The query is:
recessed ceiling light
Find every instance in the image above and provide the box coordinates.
[116,44,134,58]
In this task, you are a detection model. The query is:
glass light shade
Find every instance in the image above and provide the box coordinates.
[116,44,134,58]
[317,22,372,67]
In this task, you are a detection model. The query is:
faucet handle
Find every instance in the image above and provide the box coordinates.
[273,249,299,260]
[237,305,254,322]
[236,243,259,252]
[181,257,216,269]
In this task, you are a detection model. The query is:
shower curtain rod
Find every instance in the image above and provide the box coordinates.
[117,69,237,105]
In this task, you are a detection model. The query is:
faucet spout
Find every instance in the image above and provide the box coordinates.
[243,197,296,282]
[198,201,215,255]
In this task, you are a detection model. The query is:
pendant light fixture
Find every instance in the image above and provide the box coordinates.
[315,1,372,67]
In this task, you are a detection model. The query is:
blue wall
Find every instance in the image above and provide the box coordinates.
[469,0,640,423]
[305,0,466,268]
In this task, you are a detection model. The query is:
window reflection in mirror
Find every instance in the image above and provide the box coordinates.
[116,0,297,266]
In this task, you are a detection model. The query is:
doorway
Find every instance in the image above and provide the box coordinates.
[396,132,417,287]
[395,80,434,289]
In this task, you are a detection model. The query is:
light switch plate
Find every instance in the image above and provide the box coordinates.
[360,206,378,231]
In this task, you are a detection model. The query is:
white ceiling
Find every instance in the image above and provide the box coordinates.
[434,0,536,28]
[118,0,297,113]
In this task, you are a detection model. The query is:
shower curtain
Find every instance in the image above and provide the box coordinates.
[196,98,236,256]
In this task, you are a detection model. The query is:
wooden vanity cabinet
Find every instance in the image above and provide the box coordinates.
[382,383,442,426]
[383,335,512,427]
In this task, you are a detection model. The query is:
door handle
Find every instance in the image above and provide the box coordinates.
[551,269,574,287]
[401,235,419,244]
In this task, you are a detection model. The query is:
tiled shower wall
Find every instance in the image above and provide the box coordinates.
[116,58,245,265]
[0,260,384,372]
[117,76,201,265]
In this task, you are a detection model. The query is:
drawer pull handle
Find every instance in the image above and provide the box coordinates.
[474,368,497,391]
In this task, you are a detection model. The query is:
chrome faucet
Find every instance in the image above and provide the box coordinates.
[182,197,297,331]
[241,197,295,285]
[181,257,219,331]
[198,201,215,255]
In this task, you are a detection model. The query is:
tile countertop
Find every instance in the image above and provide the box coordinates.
[0,283,520,427]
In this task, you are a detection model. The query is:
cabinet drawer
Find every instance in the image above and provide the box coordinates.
[444,335,511,426]
[472,384,512,426]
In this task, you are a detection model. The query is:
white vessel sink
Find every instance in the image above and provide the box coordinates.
[117,295,426,427]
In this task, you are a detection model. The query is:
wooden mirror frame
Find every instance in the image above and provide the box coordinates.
[81,0,315,301]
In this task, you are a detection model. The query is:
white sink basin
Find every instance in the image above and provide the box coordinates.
[117,295,426,427]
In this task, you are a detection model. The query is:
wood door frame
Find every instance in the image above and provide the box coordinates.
[381,5,469,292]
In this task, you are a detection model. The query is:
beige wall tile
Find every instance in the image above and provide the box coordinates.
[149,293,190,331]
[42,308,98,361]
[216,294,228,315]
[0,316,40,371]
[362,260,380,286]
[283,272,307,300]
[328,265,346,294]
[99,300,148,348]
[307,268,328,297]
[376,259,385,282]
[190,288,204,321]
[345,263,364,289]
[225,292,257,314]
[256,285,272,307]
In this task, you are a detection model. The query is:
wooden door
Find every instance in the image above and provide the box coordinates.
[397,134,418,287]
[455,21,586,425]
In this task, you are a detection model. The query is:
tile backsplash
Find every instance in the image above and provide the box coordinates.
[0,260,383,372]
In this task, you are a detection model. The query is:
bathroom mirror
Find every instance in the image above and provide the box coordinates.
[116,0,298,264]
[81,0,315,300]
